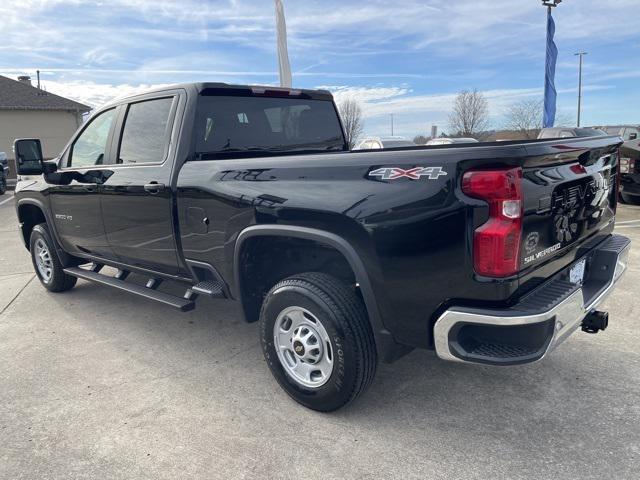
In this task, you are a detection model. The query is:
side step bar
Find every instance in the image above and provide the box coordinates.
[63,267,195,312]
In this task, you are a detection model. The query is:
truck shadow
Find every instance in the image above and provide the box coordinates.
[48,276,638,465]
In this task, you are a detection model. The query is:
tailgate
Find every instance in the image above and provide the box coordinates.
[519,136,622,274]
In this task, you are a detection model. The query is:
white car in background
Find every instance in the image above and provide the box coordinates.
[426,137,479,145]
[355,136,416,150]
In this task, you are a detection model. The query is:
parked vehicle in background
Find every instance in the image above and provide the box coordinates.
[596,126,640,204]
[537,127,606,139]
[12,82,629,411]
[0,151,8,194]
[426,137,479,146]
[356,136,415,149]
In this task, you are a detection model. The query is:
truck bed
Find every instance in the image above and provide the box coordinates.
[177,134,622,351]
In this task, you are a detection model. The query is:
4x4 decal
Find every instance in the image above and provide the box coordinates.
[369,166,448,180]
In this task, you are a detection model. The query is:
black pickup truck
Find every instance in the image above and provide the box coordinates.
[13,83,630,411]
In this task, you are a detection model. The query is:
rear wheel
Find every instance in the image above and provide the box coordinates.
[620,193,640,205]
[0,175,6,195]
[30,223,77,292]
[260,272,377,412]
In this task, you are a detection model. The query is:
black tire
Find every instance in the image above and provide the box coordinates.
[620,193,640,205]
[30,223,77,292]
[260,272,377,412]
[0,175,6,195]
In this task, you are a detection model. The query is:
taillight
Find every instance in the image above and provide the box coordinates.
[462,167,523,278]
[620,158,631,173]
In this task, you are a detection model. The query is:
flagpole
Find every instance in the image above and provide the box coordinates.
[542,1,561,128]
[274,0,292,88]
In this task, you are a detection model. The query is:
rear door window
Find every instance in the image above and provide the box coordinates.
[118,97,175,165]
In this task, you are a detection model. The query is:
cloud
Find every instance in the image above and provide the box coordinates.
[321,86,411,105]
[33,80,169,108]
[326,83,616,138]
[0,0,636,135]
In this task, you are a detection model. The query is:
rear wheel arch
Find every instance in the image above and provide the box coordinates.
[233,225,387,355]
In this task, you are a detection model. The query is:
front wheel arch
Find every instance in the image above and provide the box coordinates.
[17,200,78,268]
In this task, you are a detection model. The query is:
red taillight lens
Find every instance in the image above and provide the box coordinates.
[462,167,523,278]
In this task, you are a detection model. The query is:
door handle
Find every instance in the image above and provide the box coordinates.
[144,182,165,194]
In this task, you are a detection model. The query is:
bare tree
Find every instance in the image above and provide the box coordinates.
[337,98,364,149]
[505,99,543,139]
[554,112,573,128]
[448,89,490,138]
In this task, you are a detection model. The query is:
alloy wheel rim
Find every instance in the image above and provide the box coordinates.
[34,238,53,282]
[273,306,334,388]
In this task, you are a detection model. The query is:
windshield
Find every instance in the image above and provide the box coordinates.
[382,140,415,148]
[574,128,606,137]
[539,128,605,139]
[195,95,346,156]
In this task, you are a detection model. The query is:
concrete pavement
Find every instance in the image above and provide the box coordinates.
[1,195,639,479]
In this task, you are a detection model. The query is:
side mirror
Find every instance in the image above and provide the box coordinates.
[14,138,44,175]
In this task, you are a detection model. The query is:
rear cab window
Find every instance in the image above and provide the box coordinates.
[194,91,346,158]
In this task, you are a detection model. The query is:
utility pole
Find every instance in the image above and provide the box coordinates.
[390,114,394,136]
[575,51,587,127]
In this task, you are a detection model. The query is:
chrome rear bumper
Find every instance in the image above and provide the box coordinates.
[433,234,630,366]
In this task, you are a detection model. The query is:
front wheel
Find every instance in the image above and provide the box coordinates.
[260,272,377,412]
[30,223,77,292]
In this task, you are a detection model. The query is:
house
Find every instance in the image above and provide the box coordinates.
[0,74,92,184]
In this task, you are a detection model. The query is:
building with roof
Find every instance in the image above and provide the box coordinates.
[0,74,91,184]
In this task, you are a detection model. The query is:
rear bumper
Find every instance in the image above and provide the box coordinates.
[433,234,630,366]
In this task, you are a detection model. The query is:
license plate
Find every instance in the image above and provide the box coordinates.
[570,259,586,285]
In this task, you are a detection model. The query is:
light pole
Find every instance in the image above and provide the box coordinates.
[575,51,588,127]
[390,114,394,136]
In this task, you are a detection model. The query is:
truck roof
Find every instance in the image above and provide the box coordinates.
[106,82,334,107]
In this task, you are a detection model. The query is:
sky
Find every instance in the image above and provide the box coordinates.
[1,0,639,139]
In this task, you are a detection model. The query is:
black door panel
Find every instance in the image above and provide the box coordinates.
[49,177,108,256]
[48,108,118,257]
[102,173,178,273]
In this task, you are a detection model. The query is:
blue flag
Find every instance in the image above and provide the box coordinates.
[543,8,558,128]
